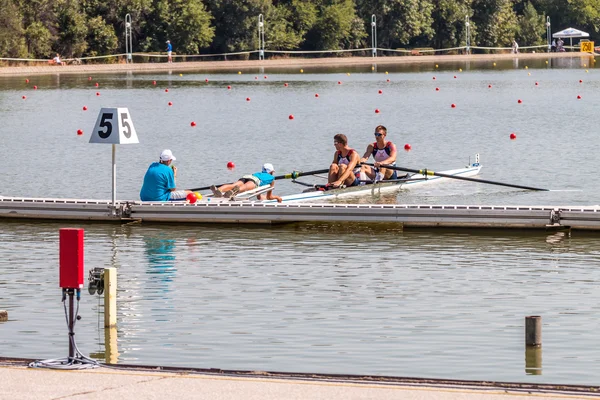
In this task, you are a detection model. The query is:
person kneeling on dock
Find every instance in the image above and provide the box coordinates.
[211,163,282,202]
[359,125,398,183]
[329,133,360,188]
[140,149,192,201]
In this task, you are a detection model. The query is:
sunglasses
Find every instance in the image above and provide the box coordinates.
[374,133,383,137]
[334,141,341,145]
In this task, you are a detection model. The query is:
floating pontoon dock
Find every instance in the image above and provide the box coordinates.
[1,197,599,230]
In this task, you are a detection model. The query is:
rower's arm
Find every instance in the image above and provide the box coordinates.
[378,143,397,165]
[337,151,360,183]
[360,144,374,163]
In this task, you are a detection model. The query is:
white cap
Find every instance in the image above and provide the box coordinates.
[166,40,170,43]
[262,163,274,173]
[160,149,176,161]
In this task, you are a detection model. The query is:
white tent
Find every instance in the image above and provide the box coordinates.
[552,27,590,49]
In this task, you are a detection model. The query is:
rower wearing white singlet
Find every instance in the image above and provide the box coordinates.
[359,125,398,182]
[328,133,360,188]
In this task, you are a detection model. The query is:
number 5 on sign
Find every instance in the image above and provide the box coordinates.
[89,107,139,144]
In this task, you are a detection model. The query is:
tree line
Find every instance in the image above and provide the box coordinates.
[0,0,597,60]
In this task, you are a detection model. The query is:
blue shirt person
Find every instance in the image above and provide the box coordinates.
[140,149,191,201]
[166,40,173,63]
[210,163,282,202]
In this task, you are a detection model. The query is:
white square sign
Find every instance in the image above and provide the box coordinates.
[89,107,139,144]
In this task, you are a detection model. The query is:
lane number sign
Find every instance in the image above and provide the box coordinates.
[89,107,139,144]
[581,41,594,53]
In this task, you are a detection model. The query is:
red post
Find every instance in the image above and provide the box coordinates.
[59,228,84,289]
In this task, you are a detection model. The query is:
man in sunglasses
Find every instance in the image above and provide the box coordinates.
[359,125,398,182]
[328,133,361,188]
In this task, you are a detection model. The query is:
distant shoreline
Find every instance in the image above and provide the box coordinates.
[0,52,593,76]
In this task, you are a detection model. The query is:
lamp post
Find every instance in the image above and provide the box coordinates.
[125,14,132,63]
[371,15,377,57]
[465,16,470,55]
[546,17,551,52]
[258,14,265,61]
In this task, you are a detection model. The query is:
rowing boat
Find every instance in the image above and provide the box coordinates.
[271,156,482,203]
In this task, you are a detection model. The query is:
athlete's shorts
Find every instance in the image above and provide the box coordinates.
[240,175,260,187]
[169,190,188,200]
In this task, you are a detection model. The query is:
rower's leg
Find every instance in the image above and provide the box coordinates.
[328,163,340,183]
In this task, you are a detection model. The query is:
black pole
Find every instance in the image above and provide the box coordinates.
[68,289,74,359]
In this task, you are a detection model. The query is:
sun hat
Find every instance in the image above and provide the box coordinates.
[262,163,274,173]
[160,149,176,161]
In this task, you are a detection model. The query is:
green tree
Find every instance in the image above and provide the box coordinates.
[517,2,545,46]
[25,22,53,58]
[86,16,118,57]
[265,4,303,50]
[431,0,474,50]
[306,0,366,51]
[472,0,518,47]
[0,0,27,58]
[55,0,88,56]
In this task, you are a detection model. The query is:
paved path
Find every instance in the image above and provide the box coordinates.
[0,52,589,76]
[1,364,598,400]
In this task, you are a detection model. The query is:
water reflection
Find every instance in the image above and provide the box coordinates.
[143,235,177,292]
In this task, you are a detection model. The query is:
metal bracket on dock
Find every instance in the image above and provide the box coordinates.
[88,267,105,295]
[549,208,561,225]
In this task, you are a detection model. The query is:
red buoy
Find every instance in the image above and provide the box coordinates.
[488,84,492,88]
[95,83,99,87]
[33,85,37,90]
[190,121,196,127]
[284,83,288,87]
[510,133,517,140]
[186,192,198,204]
[25,79,29,83]
[82,106,88,111]
[337,81,342,85]
[315,93,319,97]
[378,89,382,94]
[165,88,169,92]
[386,79,390,82]
[254,76,258,80]
[153,81,157,85]
[451,103,456,108]
[433,77,436,80]
[579,80,583,83]
[246,97,251,101]
[454,75,457,79]
[227,161,235,169]
[22,95,26,99]
[289,114,294,120]
[77,129,83,136]
[435,87,440,91]
[205,78,209,83]
[517,99,522,104]
[577,95,582,99]
[264,75,268,79]
[96,92,100,96]
[404,143,412,151]
[375,109,380,114]
[535,82,539,86]
[227,85,231,90]
[168,101,173,106]
[88,77,92,81]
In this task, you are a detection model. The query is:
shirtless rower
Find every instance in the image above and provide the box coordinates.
[359,125,398,182]
[328,133,360,188]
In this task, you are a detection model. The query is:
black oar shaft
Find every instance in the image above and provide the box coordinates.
[367,163,549,192]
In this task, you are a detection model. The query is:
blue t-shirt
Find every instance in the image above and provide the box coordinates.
[167,43,172,52]
[253,172,274,186]
[140,162,175,201]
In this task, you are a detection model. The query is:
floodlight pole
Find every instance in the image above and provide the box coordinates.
[371,15,377,57]
[546,17,551,52]
[125,14,133,63]
[465,16,471,55]
[258,14,265,60]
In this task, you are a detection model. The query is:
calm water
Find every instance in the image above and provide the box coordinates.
[1,57,600,384]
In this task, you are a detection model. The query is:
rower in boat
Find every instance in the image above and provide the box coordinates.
[359,125,398,183]
[328,134,361,188]
[211,163,282,202]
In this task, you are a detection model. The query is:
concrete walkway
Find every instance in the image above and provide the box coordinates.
[0,52,590,77]
[1,363,598,400]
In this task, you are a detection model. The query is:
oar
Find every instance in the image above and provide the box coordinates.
[189,168,330,191]
[365,163,549,191]
[274,168,330,180]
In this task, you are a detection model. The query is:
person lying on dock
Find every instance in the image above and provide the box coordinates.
[358,125,398,182]
[140,149,192,201]
[328,133,360,188]
[211,163,282,202]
